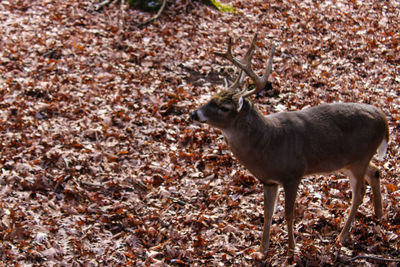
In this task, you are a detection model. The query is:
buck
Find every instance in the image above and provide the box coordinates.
[191,34,389,253]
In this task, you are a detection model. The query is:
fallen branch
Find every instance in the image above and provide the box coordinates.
[137,0,167,26]
[350,254,400,263]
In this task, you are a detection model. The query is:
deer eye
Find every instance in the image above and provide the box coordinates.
[219,106,230,112]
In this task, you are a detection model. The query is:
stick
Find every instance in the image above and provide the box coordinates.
[350,254,400,263]
[138,0,167,26]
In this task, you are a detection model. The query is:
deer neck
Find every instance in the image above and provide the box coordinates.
[221,101,272,160]
[220,101,282,183]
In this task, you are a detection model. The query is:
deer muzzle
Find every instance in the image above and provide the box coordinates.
[190,110,207,123]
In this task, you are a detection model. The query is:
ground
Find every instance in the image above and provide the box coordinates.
[0,0,399,266]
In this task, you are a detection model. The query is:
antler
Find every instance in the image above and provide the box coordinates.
[214,34,275,98]
[215,36,256,92]
[226,69,246,92]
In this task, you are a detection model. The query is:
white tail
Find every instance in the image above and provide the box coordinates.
[191,34,389,254]
[376,137,388,161]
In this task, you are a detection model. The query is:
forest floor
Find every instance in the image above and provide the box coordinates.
[0,0,399,266]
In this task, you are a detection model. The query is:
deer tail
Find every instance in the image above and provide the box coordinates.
[376,132,389,161]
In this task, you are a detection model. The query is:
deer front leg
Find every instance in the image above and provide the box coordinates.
[283,182,299,254]
[259,184,279,253]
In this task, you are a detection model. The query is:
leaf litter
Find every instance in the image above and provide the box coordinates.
[0,0,399,265]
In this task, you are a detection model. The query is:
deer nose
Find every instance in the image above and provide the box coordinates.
[190,111,199,121]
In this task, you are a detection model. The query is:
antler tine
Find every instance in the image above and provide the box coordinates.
[214,36,234,61]
[240,42,275,98]
[226,69,246,92]
[214,36,241,92]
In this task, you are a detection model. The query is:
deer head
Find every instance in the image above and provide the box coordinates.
[191,34,275,128]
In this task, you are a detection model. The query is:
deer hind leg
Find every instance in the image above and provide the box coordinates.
[338,163,367,244]
[260,184,279,253]
[365,162,383,218]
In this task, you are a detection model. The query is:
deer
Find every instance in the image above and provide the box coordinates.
[190,34,389,254]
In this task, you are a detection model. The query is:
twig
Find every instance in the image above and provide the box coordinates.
[80,180,103,189]
[95,0,120,11]
[168,196,188,206]
[138,0,167,26]
[350,254,400,263]
[168,196,196,208]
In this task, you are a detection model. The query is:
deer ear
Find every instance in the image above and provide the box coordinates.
[237,96,244,112]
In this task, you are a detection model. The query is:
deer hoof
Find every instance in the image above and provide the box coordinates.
[258,245,269,254]
[337,233,350,245]
[287,247,295,257]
